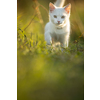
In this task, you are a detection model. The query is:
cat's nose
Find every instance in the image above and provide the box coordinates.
[57,21,60,24]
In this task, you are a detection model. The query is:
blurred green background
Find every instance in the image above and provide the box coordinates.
[17,0,84,100]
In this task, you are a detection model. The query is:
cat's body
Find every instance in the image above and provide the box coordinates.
[44,0,71,48]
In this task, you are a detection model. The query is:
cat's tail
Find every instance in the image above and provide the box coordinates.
[54,0,65,7]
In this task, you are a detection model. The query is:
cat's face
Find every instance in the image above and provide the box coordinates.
[49,3,71,26]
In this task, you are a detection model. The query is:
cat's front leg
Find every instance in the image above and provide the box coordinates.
[60,35,69,48]
[45,31,52,45]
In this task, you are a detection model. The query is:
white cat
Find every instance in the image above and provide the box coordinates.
[44,0,71,48]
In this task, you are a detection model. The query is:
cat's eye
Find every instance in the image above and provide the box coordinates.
[61,16,65,18]
[54,15,57,18]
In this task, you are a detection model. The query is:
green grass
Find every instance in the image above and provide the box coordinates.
[17,28,84,100]
[17,0,84,100]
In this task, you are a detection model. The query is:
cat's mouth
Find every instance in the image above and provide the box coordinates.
[56,23,63,26]
[56,21,64,26]
[57,23,61,25]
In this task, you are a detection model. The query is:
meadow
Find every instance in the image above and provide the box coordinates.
[17,0,84,100]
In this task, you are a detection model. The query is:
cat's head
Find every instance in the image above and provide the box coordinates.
[49,3,71,26]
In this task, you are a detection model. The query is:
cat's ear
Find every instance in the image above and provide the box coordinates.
[49,2,56,12]
[64,3,71,14]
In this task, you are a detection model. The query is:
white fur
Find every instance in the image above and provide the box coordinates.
[44,0,71,48]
